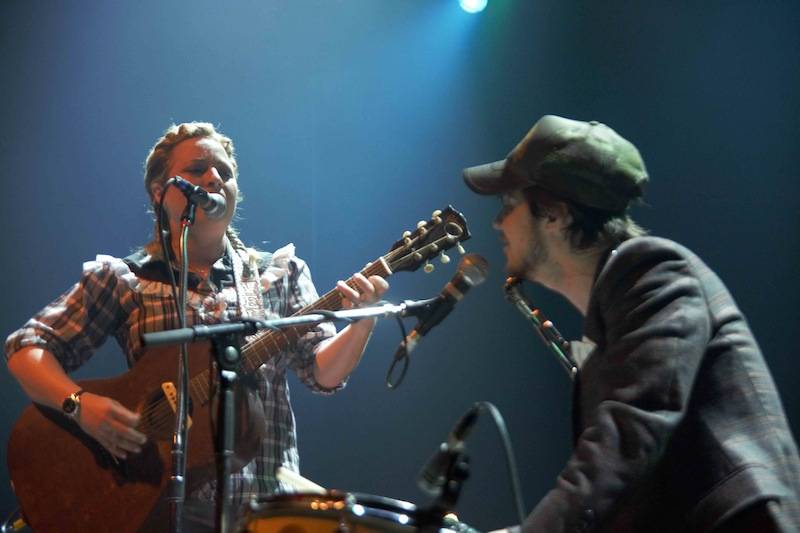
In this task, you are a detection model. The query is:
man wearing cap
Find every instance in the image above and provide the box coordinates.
[464,115,800,532]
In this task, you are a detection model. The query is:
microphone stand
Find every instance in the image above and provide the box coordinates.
[168,203,196,533]
[210,332,244,533]
[142,299,441,531]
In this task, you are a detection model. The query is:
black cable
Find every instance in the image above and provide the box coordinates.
[156,180,181,307]
[473,401,527,525]
[386,312,410,389]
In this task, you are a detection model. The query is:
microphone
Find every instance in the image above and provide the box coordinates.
[170,176,227,219]
[418,403,481,496]
[401,253,489,355]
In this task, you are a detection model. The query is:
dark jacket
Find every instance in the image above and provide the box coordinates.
[522,236,800,532]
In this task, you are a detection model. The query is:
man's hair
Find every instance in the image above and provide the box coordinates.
[142,122,247,255]
[523,186,647,251]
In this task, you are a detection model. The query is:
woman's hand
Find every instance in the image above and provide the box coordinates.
[77,392,147,460]
[337,272,389,311]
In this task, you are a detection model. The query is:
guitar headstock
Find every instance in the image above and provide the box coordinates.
[383,206,471,274]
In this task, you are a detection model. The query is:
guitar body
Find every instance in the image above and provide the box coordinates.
[7,342,264,533]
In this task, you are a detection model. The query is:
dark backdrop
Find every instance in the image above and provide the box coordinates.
[1,1,798,530]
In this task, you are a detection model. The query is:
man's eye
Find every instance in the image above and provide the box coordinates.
[186,166,205,175]
[495,205,512,223]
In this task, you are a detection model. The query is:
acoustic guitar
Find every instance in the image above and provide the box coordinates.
[7,207,470,532]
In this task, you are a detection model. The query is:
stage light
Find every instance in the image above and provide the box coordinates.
[459,0,488,14]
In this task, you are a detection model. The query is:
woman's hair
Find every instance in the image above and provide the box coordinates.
[142,122,247,255]
[523,186,647,251]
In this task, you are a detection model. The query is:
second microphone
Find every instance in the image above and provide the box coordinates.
[402,253,489,355]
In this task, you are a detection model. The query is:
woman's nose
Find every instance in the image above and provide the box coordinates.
[205,168,224,192]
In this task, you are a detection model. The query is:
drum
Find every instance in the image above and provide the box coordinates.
[239,491,478,533]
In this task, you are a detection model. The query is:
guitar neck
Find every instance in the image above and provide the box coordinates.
[236,256,392,374]
[185,205,470,402]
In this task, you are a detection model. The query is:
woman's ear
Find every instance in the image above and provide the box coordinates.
[150,185,162,205]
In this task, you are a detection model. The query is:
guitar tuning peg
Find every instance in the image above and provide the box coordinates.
[417,220,427,229]
[402,230,412,238]
[439,252,451,264]
[457,243,466,254]
[424,261,434,273]
[431,209,442,224]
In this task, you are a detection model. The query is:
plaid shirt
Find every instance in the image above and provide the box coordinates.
[4,242,338,505]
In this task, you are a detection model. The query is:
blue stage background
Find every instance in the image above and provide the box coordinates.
[1,1,798,529]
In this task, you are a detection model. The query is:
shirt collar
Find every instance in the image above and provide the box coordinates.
[124,248,233,290]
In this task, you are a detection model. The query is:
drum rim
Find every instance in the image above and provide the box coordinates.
[241,491,474,531]
[349,492,418,513]
[244,490,419,523]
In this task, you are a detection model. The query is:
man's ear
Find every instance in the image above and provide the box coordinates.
[545,201,571,228]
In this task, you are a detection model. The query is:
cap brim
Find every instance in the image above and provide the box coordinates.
[463,159,527,195]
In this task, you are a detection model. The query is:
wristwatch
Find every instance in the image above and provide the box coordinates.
[62,389,86,420]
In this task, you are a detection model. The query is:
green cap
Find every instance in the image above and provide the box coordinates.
[463,115,649,212]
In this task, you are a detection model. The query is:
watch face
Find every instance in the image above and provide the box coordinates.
[63,397,77,414]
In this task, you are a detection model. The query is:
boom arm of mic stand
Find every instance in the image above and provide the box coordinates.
[142,299,440,348]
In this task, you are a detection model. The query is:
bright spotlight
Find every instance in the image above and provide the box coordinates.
[459,0,488,14]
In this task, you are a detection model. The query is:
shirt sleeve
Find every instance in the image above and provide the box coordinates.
[522,240,712,532]
[4,255,137,372]
[261,244,339,394]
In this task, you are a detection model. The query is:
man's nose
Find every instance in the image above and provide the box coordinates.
[493,212,504,229]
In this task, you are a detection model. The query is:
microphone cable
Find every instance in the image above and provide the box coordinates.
[385,312,410,389]
[478,401,527,526]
